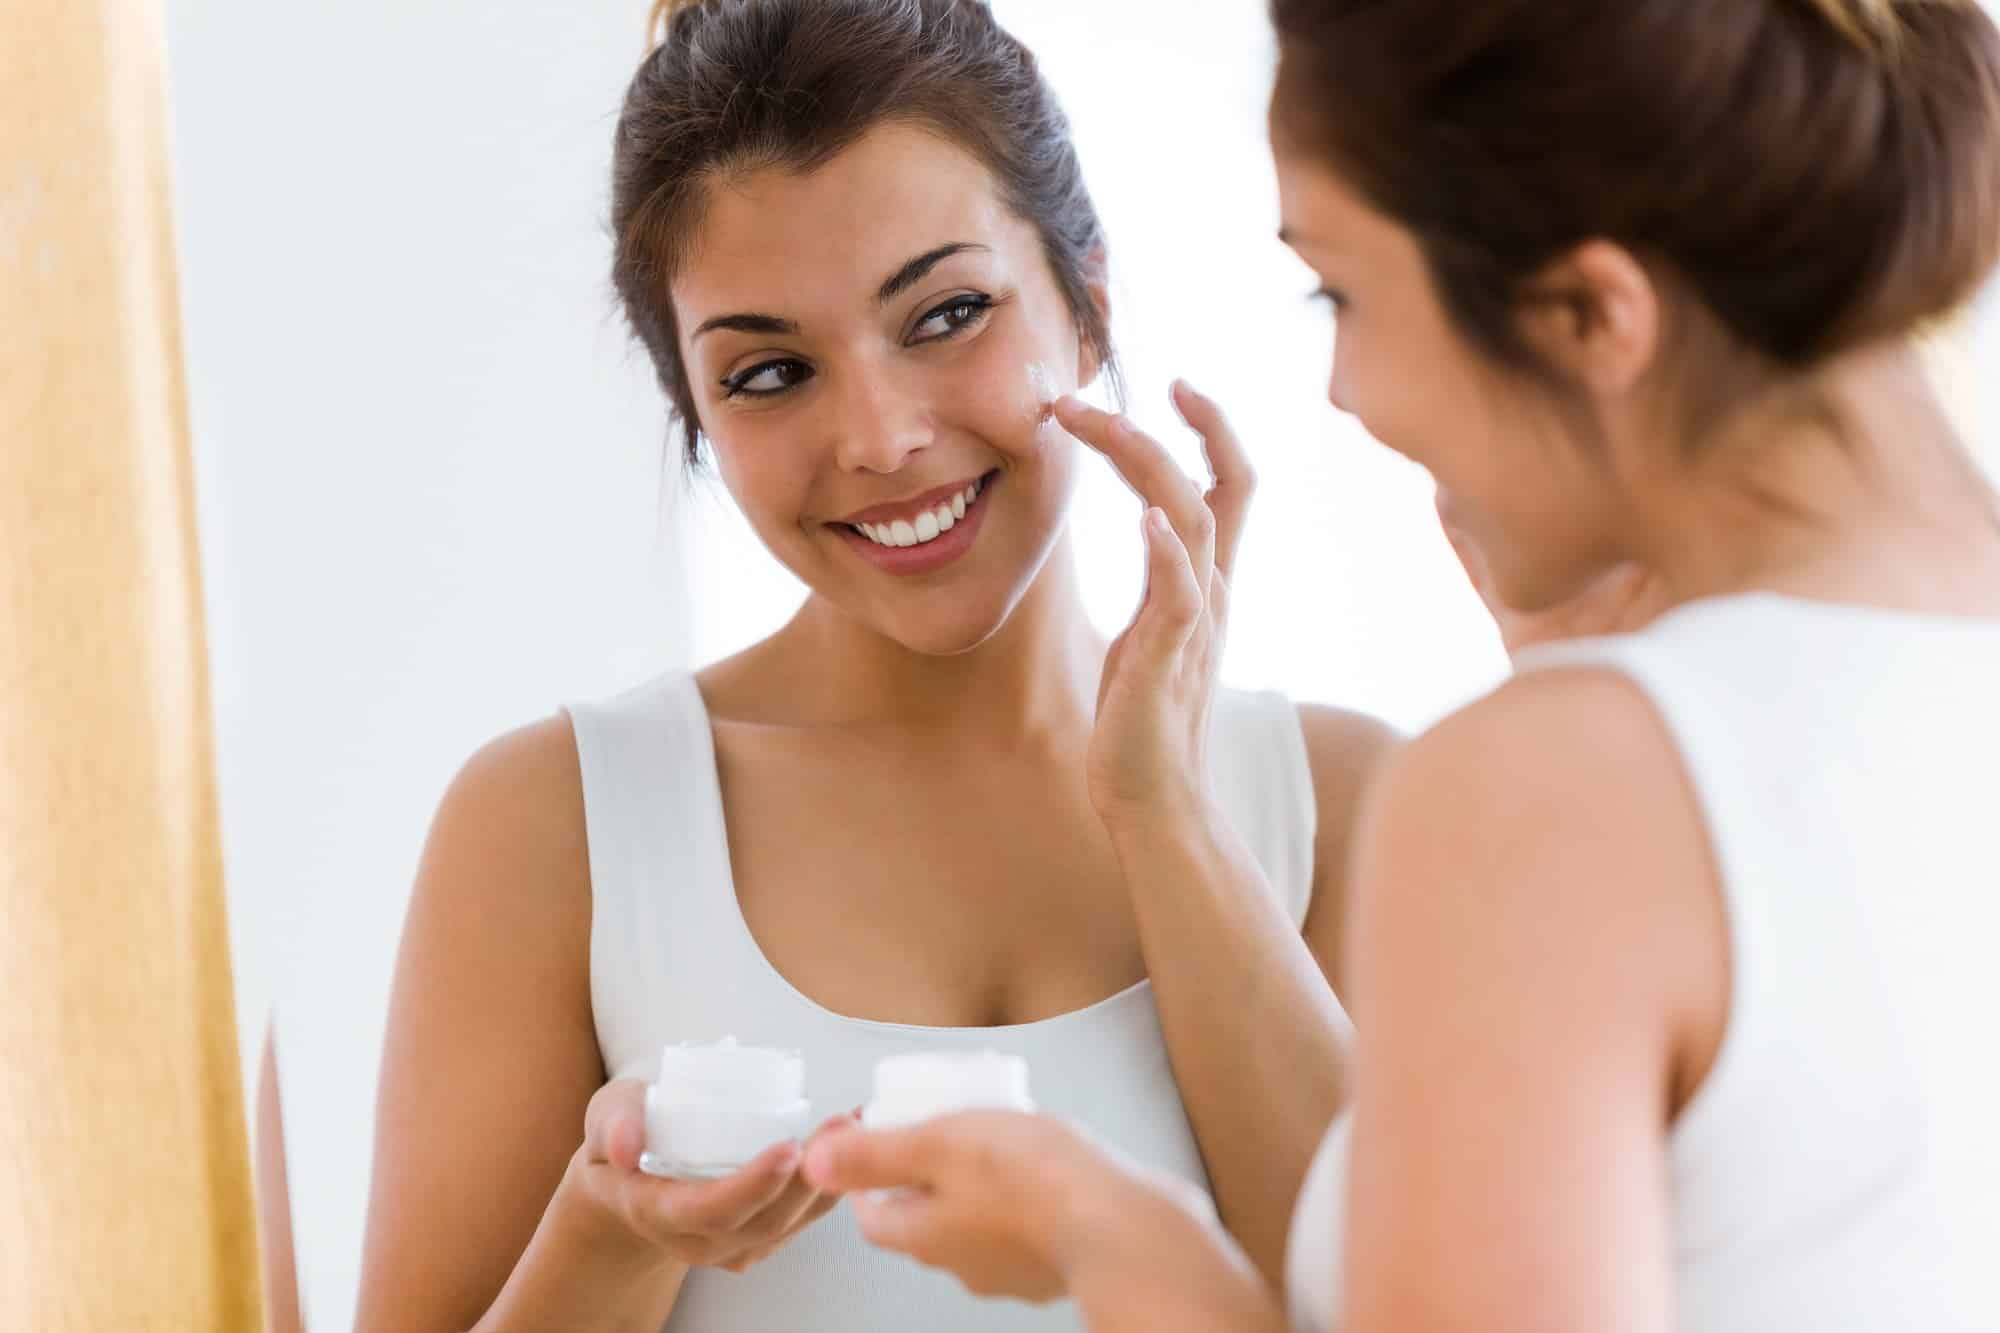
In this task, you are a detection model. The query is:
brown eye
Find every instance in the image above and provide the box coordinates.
[722,359,814,399]
[911,294,994,342]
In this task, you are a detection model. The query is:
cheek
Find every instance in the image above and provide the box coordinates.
[1336,329,1435,468]
[944,332,1068,465]
[713,428,811,529]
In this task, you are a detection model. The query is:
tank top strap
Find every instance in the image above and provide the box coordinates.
[565,671,739,1080]
[1207,687,1319,929]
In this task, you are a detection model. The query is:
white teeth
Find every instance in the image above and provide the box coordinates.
[851,478,989,549]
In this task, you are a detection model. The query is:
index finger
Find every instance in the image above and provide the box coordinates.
[1170,380,1256,581]
[1053,396,1216,576]
[800,1122,941,1196]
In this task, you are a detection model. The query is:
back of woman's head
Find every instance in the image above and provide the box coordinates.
[1269,0,2000,379]
[614,0,1114,463]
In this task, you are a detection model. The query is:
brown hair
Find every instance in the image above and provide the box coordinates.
[613,0,1118,465]
[1269,0,2000,378]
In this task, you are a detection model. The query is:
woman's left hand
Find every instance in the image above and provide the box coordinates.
[800,1111,1213,1305]
[1054,382,1256,830]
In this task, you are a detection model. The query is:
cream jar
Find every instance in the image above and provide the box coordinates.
[861,1050,1036,1130]
[640,1037,812,1179]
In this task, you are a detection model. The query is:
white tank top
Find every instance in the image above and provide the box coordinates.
[568,672,1318,1332]
[1288,593,2000,1333]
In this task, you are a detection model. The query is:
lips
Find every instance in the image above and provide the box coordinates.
[837,475,990,528]
[834,470,997,576]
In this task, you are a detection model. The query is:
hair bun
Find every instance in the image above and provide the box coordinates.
[649,0,707,47]
[1801,0,1990,61]
[1802,0,1903,53]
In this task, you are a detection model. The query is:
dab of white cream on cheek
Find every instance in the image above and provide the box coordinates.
[1024,360,1060,445]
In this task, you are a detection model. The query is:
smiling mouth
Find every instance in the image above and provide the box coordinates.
[842,472,995,549]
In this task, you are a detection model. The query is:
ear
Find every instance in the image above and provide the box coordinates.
[1513,240,1660,399]
[1073,247,1113,390]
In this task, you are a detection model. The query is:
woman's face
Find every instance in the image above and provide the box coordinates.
[1270,137,1630,615]
[672,124,1102,656]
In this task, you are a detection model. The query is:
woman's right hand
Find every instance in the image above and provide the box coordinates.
[1438,493,1672,655]
[560,1079,850,1275]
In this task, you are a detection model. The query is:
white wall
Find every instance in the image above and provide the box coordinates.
[165,5,692,1330]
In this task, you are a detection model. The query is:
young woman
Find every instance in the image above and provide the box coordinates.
[351,2,1396,1330]
[804,2,2000,1331]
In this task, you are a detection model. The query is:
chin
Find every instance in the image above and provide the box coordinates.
[882,604,1014,657]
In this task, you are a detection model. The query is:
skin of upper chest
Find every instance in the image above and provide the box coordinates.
[712,717,1147,1028]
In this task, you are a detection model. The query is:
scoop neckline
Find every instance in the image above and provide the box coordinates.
[1713,586,2000,625]
[1628,588,2000,640]
[672,672,1155,1037]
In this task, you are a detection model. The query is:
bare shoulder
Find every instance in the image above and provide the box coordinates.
[441,713,586,837]
[1294,703,1402,998]
[1294,702,1402,821]
[1376,665,1689,842]
[1355,666,1727,1108]
[403,713,593,1002]
[434,712,588,876]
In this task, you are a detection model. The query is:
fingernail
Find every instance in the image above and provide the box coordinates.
[1146,506,1169,534]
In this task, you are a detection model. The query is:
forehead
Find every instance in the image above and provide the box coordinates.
[674,123,1027,315]
[1272,146,1421,277]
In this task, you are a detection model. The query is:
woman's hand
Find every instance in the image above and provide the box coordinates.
[558,1079,852,1276]
[800,1111,1217,1305]
[1438,494,1672,654]
[1054,382,1255,830]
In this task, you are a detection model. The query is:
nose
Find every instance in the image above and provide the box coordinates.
[1328,318,1360,412]
[830,361,934,475]
[1326,340,1354,418]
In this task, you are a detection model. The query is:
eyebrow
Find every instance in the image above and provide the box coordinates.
[876,242,988,305]
[692,312,802,340]
[689,242,990,342]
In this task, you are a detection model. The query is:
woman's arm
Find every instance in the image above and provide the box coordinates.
[1057,386,1396,1283]
[1338,667,1728,1333]
[1100,703,1395,1286]
[1067,1157,1300,1333]
[356,720,845,1333]
[352,719,692,1333]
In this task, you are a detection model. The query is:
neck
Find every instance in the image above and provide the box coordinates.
[1623,340,2000,616]
[780,530,1108,739]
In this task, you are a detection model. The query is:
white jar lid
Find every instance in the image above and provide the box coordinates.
[653,1036,804,1109]
[864,1050,1034,1130]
